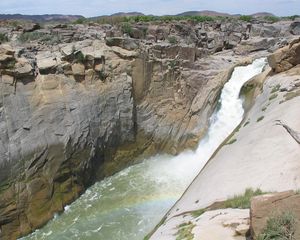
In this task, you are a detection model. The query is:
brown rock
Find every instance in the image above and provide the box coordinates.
[71,63,85,76]
[250,191,300,239]
[15,58,33,77]
[268,39,300,73]
[0,44,15,56]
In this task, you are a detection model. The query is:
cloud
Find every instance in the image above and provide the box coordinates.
[0,0,299,17]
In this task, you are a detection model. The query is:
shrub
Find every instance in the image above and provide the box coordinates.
[121,22,133,35]
[224,188,265,209]
[190,188,266,218]
[239,15,253,22]
[0,33,8,42]
[269,93,278,101]
[19,31,62,44]
[74,51,85,63]
[176,221,195,240]
[257,116,265,122]
[74,17,86,24]
[226,138,237,145]
[264,16,280,23]
[244,121,250,127]
[284,15,299,21]
[168,36,178,45]
[98,69,108,80]
[6,59,16,69]
[257,212,296,240]
[271,84,280,94]
[19,32,44,43]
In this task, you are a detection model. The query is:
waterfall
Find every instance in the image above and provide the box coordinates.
[21,58,266,240]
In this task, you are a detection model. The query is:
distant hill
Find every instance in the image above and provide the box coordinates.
[176,10,232,17]
[0,14,83,23]
[176,11,276,18]
[250,12,275,18]
[110,12,145,17]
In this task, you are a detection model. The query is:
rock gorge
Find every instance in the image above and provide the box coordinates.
[0,17,299,240]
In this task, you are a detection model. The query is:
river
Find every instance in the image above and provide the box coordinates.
[21,58,266,240]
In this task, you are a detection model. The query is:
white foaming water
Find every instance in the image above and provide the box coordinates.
[145,58,267,187]
[21,58,266,240]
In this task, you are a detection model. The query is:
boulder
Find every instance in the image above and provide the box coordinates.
[129,27,146,39]
[14,58,33,77]
[23,23,41,33]
[71,63,85,76]
[289,21,300,35]
[37,55,57,74]
[106,37,139,50]
[268,39,300,73]
[0,44,15,56]
[250,191,300,239]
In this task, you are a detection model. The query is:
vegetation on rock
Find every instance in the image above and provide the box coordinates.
[191,188,267,218]
[0,33,8,42]
[175,221,195,240]
[257,212,296,240]
[257,116,265,122]
[239,15,253,22]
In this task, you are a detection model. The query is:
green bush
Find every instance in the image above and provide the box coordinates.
[269,93,278,101]
[168,36,178,45]
[95,15,215,25]
[6,59,16,69]
[74,51,85,63]
[224,188,265,209]
[190,188,266,218]
[74,17,86,24]
[0,33,8,42]
[257,212,296,240]
[239,15,253,22]
[19,31,61,44]
[264,16,280,23]
[19,32,45,43]
[121,22,133,35]
[226,138,237,145]
[176,221,195,240]
[271,84,280,94]
[257,116,265,122]
[283,15,300,21]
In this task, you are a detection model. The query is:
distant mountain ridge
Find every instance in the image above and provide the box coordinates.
[0,11,276,23]
[110,12,145,17]
[176,10,232,17]
[0,14,83,22]
[176,10,275,17]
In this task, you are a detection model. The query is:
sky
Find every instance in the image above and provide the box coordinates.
[0,0,299,17]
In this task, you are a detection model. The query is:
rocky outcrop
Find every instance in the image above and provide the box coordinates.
[268,38,300,73]
[290,20,300,35]
[250,191,300,239]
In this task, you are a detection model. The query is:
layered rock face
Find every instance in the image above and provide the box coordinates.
[0,19,299,239]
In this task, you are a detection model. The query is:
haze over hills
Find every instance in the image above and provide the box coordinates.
[0,14,83,22]
[176,10,233,17]
[0,11,277,23]
[110,12,145,17]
